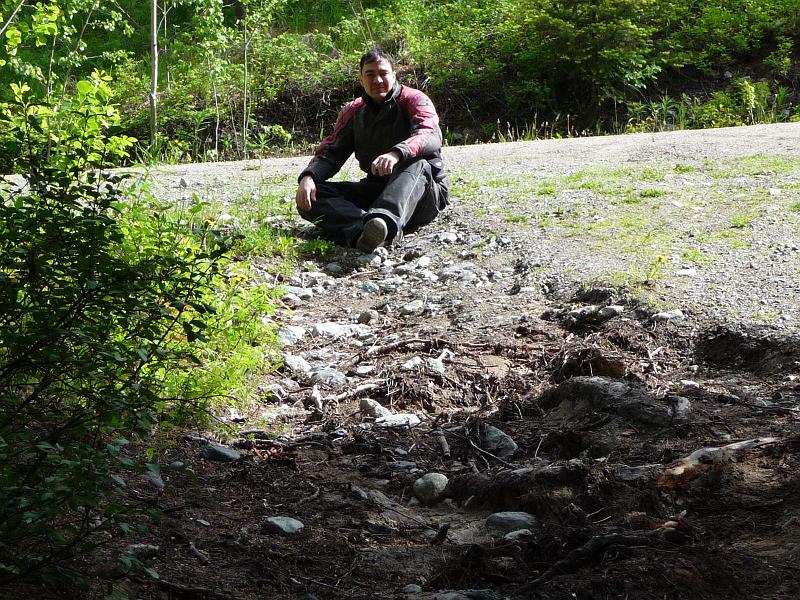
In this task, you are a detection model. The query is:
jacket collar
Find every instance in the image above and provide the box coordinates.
[361,82,402,108]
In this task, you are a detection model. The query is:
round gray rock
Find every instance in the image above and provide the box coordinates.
[263,516,305,536]
[485,511,537,533]
[412,473,449,506]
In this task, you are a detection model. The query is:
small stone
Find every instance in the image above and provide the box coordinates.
[680,379,700,389]
[437,231,459,244]
[201,443,242,462]
[403,584,423,594]
[402,356,424,370]
[358,309,380,324]
[568,305,598,319]
[401,300,425,315]
[357,253,382,267]
[416,256,432,269]
[668,396,692,421]
[598,305,624,319]
[675,268,698,277]
[263,516,305,536]
[388,460,419,471]
[282,293,303,308]
[325,262,343,274]
[413,473,449,506]
[503,529,534,542]
[375,413,421,429]
[311,322,369,339]
[419,270,439,282]
[122,544,160,560]
[284,285,314,300]
[425,356,446,375]
[306,385,323,412]
[769,188,782,197]
[652,308,684,322]
[481,424,518,458]
[351,485,369,501]
[146,470,165,491]
[355,365,377,376]
[264,383,286,401]
[168,461,185,471]
[361,281,380,293]
[196,519,211,527]
[360,398,393,419]
[394,261,418,274]
[309,366,347,386]
[439,264,475,282]
[282,354,312,376]
[784,375,799,382]
[277,325,306,346]
[485,511,537,533]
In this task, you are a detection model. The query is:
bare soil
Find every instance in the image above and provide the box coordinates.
[9,124,800,600]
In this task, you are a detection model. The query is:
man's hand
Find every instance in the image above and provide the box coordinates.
[296,175,316,212]
[371,151,401,177]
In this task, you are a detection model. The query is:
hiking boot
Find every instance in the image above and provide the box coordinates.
[356,218,389,253]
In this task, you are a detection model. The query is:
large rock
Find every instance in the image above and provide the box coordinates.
[484,511,537,534]
[480,424,518,458]
[360,398,393,419]
[201,442,242,462]
[263,516,305,536]
[413,473,449,506]
[540,376,691,426]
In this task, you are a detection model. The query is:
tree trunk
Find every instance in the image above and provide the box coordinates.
[150,0,158,151]
[241,3,249,160]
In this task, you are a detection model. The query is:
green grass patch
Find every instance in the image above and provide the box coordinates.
[708,154,800,178]
[640,188,667,198]
[681,247,712,264]
[537,183,558,195]
[505,213,530,223]
[730,212,754,228]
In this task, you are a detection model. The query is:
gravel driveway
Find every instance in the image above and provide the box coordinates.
[151,122,800,337]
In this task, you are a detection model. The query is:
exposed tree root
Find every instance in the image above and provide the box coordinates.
[657,437,781,488]
[518,527,688,592]
[445,461,591,511]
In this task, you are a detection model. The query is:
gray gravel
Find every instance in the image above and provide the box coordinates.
[146,122,800,337]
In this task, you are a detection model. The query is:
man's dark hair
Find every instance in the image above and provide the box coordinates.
[359,47,394,72]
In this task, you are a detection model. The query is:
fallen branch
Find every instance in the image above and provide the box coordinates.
[433,430,451,459]
[325,382,380,403]
[365,337,448,357]
[657,436,781,488]
[188,541,211,564]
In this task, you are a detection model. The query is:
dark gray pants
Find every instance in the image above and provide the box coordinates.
[298,158,449,247]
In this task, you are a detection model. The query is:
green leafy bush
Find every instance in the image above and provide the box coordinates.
[0,75,231,582]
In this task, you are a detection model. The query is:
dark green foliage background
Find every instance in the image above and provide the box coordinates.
[2,0,798,165]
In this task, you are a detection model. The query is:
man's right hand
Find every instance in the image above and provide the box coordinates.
[296,176,316,212]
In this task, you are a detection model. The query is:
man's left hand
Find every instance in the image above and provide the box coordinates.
[371,151,401,177]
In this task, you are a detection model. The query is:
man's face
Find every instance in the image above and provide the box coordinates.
[360,58,396,103]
